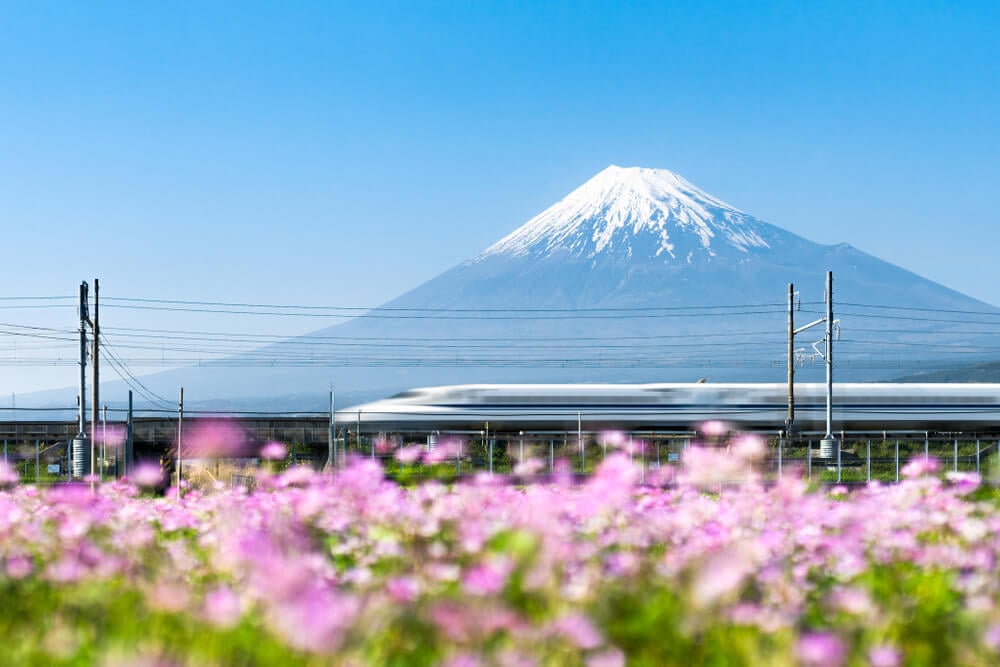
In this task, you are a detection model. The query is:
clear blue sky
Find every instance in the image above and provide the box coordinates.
[2,1,998,394]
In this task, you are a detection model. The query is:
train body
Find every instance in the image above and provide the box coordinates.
[337,383,1000,433]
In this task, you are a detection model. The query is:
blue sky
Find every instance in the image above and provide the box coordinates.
[1,1,998,393]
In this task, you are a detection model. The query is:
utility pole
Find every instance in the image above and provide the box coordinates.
[327,386,335,469]
[786,283,795,433]
[820,271,837,458]
[125,390,134,477]
[91,278,99,481]
[177,387,184,494]
[73,281,90,479]
[787,272,838,459]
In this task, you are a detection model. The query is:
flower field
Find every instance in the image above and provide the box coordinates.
[1,439,999,666]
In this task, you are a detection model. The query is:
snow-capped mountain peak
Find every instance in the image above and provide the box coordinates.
[475,165,772,263]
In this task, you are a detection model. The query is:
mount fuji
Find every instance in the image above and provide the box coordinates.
[25,165,1000,409]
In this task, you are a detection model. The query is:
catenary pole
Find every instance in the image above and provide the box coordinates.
[177,387,184,493]
[327,387,335,469]
[91,278,99,482]
[785,282,793,479]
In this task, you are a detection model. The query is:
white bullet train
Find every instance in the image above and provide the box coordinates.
[337,383,1000,433]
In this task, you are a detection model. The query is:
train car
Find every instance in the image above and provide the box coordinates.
[336,383,1000,433]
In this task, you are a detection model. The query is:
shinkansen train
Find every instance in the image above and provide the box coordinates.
[337,383,1000,433]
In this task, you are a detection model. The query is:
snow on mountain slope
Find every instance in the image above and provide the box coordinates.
[19,164,999,409]
[475,165,773,263]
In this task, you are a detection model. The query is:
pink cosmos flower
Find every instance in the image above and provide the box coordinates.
[462,562,509,596]
[797,632,846,667]
[394,444,423,464]
[386,576,420,603]
[0,461,18,487]
[131,462,163,488]
[587,649,625,667]
[6,555,33,579]
[513,457,544,476]
[186,420,247,457]
[203,585,242,629]
[260,441,287,460]
[551,613,603,650]
[868,645,901,667]
[901,456,940,479]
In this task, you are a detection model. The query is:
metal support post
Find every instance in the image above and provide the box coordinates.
[954,437,958,473]
[177,387,184,494]
[866,439,871,482]
[91,278,99,484]
[836,433,842,483]
[778,434,783,480]
[126,390,134,477]
[327,388,335,469]
[35,440,39,484]
[787,282,794,434]
[976,437,980,475]
[895,439,899,482]
[807,439,812,479]
[578,412,583,474]
[549,439,554,474]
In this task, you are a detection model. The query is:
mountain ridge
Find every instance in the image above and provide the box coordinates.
[15,165,999,410]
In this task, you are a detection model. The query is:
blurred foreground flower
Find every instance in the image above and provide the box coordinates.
[260,441,287,460]
[130,462,163,488]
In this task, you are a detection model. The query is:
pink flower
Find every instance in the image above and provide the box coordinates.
[797,632,846,667]
[462,562,509,596]
[394,445,423,464]
[260,441,287,460]
[6,555,32,579]
[386,576,420,603]
[700,420,731,438]
[868,645,901,667]
[0,461,19,487]
[984,624,1000,651]
[731,434,765,460]
[186,420,247,457]
[131,462,163,488]
[901,456,940,479]
[513,457,544,476]
[586,649,625,667]
[551,613,603,650]
[203,586,242,629]
[691,547,752,606]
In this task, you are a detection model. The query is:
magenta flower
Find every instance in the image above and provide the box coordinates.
[462,562,509,596]
[186,420,248,457]
[901,456,940,479]
[203,585,242,629]
[386,576,420,603]
[260,441,287,460]
[551,613,603,650]
[0,462,18,487]
[797,632,846,667]
[394,444,423,464]
[131,462,163,488]
[586,649,625,667]
[868,645,901,667]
